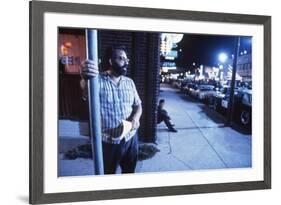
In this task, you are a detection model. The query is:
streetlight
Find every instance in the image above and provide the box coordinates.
[218,52,228,63]
[218,52,228,81]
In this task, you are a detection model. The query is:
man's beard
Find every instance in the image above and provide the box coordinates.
[112,62,127,76]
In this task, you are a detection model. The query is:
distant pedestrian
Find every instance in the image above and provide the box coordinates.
[157,99,177,132]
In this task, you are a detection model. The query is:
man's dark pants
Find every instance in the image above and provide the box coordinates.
[102,133,138,175]
[158,109,174,129]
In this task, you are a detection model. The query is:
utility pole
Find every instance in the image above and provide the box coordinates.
[86,29,104,175]
[226,36,240,126]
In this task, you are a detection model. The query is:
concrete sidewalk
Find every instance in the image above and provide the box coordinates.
[136,84,252,173]
[59,84,251,176]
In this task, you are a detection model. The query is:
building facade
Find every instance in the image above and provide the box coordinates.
[58,28,160,142]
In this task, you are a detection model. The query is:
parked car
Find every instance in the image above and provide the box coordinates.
[175,80,182,89]
[183,83,198,94]
[195,84,216,102]
[235,89,252,127]
[171,80,178,88]
[188,83,200,97]
[212,86,230,111]
[180,79,189,91]
[218,89,252,127]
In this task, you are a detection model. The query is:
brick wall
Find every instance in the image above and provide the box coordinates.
[146,33,161,142]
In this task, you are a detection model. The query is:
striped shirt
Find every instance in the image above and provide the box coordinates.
[98,72,142,144]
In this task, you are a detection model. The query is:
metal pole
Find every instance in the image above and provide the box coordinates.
[86,29,104,175]
[226,36,240,126]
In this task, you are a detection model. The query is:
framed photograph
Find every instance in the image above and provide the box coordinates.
[29,0,271,204]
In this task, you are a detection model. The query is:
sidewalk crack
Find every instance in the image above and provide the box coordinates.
[166,132,193,170]
[171,154,194,170]
[183,107,229,168]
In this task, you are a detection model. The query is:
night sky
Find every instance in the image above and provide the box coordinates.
[175,34,252,68]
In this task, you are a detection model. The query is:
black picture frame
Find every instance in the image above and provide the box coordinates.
[29,0,271,204]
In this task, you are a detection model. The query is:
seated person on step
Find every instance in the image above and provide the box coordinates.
[157,99,177,132]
